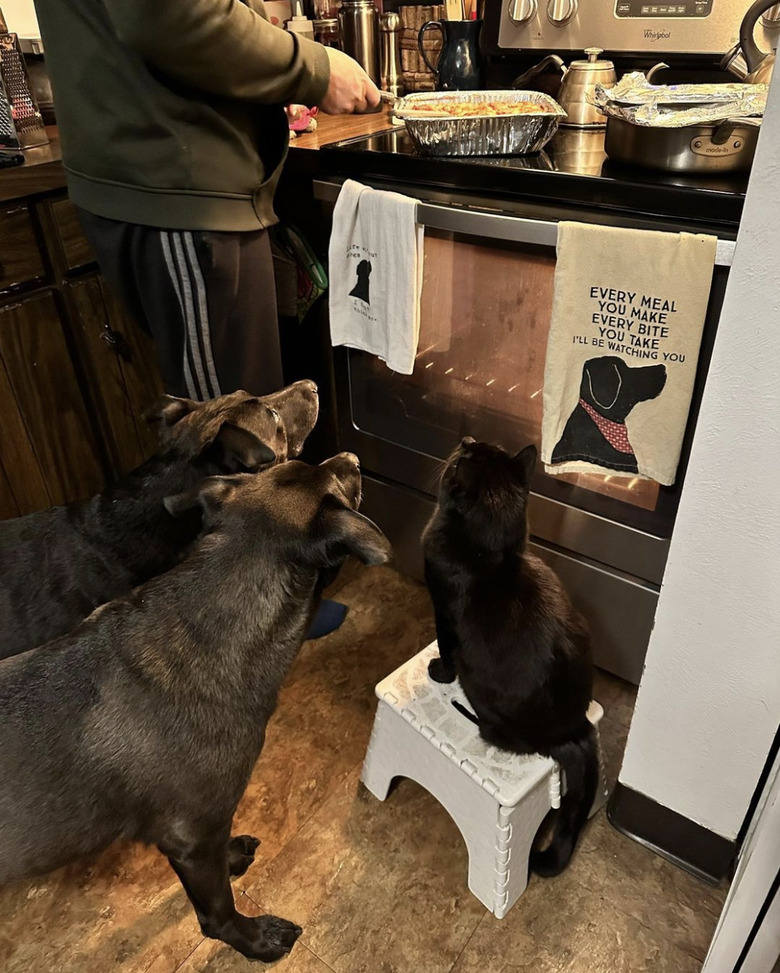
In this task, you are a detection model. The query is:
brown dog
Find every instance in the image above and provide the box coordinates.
[0,454,391,961]
[0,381,319,660]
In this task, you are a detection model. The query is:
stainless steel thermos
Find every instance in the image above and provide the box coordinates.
[338,0,380,84]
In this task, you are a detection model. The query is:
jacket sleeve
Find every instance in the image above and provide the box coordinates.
[102,0,330,107]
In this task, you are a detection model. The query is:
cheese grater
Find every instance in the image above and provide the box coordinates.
[0,69,23,167]
[0,28,48,149]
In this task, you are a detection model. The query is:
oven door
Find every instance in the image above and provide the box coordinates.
[316,179,733,680]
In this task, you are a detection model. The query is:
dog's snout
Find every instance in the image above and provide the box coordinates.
[461,436,475,447]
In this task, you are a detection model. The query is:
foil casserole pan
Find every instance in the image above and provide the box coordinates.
[392,90,566,157]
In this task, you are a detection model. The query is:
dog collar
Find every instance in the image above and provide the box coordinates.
[579,398,635,455]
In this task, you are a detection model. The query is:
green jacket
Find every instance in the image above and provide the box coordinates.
[34,0,330,231]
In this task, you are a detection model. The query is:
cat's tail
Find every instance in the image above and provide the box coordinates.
[530,725,598,878]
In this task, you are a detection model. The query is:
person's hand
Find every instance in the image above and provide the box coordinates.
[320,48,380,114]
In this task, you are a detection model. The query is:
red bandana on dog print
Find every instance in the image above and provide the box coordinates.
[579,399,635,455]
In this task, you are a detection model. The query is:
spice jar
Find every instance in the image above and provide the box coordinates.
[313,18,341,47]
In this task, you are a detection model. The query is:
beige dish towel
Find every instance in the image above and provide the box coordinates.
[541,221,717,486]
[329,179,424,375]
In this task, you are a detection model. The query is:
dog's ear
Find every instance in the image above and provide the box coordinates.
[205,422,276,473]
[163,476,237,519]
[583,358,622,410]
[143,395,199,427]
[513,443,537,480]
[317,504,393,567]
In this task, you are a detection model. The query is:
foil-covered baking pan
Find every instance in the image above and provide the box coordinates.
[392,90,566,157]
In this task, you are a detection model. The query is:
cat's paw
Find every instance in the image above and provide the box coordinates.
[428,657,456,684]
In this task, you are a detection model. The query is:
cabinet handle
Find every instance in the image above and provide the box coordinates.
[100,328,133,363]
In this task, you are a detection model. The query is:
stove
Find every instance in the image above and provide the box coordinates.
[315,121,741,684]
[323,125,747,229]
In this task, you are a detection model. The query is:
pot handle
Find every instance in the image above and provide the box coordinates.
[418,22,443,76]
[512,54,565,89]
[740,0,777,74]
[712,116,762,145]
[646,61,670,82]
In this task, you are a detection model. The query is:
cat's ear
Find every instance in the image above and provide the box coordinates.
[513,444,537,480]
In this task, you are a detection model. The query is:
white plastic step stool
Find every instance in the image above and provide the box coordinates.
[361,642,608,918]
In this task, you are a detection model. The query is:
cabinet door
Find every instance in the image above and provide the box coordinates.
[0,203,46,293]
[49,197,96,273]
[64,275,163,475]
[0,291,105,508]
[0,349,50,515]
[0,458,21,519]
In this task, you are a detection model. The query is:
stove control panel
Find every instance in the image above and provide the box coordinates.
[615,0,713,16]
[497,0,778,55]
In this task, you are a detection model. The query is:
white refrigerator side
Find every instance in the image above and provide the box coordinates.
[701,743,780,973]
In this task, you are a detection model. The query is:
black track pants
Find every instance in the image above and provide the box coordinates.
[77,209,284,399]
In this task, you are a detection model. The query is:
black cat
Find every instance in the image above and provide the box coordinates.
[422,438,598,876]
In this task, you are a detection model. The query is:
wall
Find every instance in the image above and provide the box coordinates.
[1,0,39,37]
[618,73,780,840]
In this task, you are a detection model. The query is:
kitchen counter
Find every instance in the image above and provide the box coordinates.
[0,114,392,202]
[2,112,749,231]
[0,127,65,204]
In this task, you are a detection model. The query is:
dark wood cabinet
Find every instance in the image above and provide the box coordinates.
[64,275,162,475]
[0,191,164,520]
[0,291,105,506]
[0,203,46,292]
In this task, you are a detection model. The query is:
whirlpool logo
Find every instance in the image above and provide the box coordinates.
[644,28,672,40]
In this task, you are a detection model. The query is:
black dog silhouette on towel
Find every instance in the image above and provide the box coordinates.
[349,259,372,305]
[552,355,667,473]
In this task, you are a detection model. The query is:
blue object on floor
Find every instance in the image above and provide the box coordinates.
[307,599,348,639]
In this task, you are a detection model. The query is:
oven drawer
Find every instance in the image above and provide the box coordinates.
[360,474,657,684]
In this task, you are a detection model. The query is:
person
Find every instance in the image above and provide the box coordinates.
[34,0,380,399]
[34,0,379,635]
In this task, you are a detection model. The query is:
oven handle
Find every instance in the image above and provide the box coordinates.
[313,178,735,267]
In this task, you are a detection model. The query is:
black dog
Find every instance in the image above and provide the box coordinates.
[551,356,667,473]
[0,455,391,962]
[0,382,319,661]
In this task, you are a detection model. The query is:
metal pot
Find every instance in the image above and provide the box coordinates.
[604,116,760,174]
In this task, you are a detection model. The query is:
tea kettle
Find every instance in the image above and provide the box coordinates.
[512,48,617,128]
[721,0,777,84]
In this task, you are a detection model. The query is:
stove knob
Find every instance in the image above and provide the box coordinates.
[761,2,780,26]
[509,0,537,24]
[547,0,577,25]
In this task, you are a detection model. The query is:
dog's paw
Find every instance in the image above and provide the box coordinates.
[228,834,261,877]
[243,915,303,962]
[428,657,456,684]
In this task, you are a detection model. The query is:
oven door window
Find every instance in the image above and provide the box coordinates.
[348,229,681,536]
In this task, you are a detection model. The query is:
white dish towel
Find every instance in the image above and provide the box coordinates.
[329,179,424,375]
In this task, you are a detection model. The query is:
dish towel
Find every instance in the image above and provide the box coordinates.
[541,221,717,485]
[329,179,424,375]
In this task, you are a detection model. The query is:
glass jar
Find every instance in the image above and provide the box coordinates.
[313,0,339,18]
[313,18,341,47]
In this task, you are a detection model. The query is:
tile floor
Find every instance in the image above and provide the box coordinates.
[0,564,727,973]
